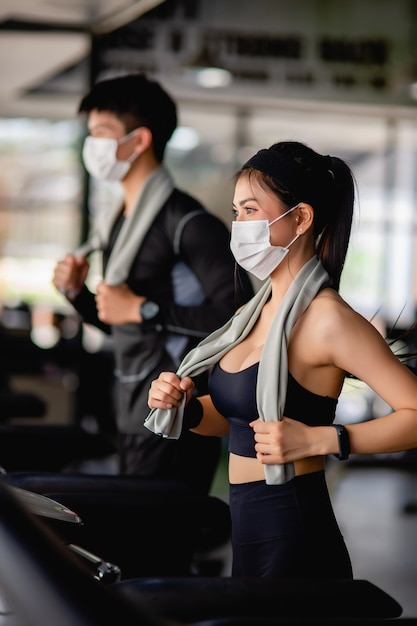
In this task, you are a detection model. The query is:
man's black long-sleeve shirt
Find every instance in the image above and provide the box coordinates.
[72,188,254,433]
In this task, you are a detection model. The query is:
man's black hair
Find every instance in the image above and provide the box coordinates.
[78,73,177,162]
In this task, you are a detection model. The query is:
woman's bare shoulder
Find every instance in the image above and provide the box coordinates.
[299,288,382,357]
[305,287,359,332]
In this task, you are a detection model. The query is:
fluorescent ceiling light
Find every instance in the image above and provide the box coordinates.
[187,68,233,89]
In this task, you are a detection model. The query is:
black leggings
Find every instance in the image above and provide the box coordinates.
[230,470,353,578]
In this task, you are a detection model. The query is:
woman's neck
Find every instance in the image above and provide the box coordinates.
[269,252,316,303]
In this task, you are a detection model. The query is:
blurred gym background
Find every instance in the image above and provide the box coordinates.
[1,0,417,616]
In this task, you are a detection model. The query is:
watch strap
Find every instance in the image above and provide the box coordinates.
[332,423,350,461]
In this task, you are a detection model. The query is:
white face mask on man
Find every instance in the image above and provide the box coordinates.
[82,129,139,181]
[230,204,301,281]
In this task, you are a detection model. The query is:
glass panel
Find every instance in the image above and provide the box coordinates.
[0,118,84,308]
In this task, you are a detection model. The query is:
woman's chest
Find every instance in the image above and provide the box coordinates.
[220,312,274,372]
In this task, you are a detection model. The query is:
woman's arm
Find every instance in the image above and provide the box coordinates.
[190,395,230,437]
[251,296,417,465]
[328,301,417,455]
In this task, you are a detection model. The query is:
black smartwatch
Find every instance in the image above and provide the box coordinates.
[140,300,160,322]
[332,424,350,461]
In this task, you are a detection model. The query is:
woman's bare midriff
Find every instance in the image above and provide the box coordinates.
[228,452,325,484]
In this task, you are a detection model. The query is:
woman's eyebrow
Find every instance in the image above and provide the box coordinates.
[232,197,258,207]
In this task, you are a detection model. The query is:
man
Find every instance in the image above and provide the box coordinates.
[53,73,253,494]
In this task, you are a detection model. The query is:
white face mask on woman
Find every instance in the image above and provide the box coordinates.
[82,130,139,181]
[230,204,300,280]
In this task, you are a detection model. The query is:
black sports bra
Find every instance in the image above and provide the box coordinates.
[208,361,338,458]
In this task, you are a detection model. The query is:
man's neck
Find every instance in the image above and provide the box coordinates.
[122,159,161,215]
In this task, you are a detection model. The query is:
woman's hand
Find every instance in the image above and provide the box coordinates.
[249,417,332,464]
[148,372,195,410]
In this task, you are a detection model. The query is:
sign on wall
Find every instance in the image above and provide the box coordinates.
[95,0,417,107]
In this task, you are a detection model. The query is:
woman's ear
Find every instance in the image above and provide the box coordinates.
[296,203,314,235]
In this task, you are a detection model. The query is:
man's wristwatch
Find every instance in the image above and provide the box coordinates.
[140,300,160,322]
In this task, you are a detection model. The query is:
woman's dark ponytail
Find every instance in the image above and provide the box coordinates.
[315,156,355,291]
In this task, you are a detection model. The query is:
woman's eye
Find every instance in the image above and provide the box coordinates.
[231,206,257,218]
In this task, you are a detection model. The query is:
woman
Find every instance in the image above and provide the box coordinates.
[146,141,417,578]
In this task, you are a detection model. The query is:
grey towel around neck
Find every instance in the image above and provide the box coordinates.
[144,255,331,484]
[75,166,174,285]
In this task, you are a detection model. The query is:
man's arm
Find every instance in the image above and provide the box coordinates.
[69,285,112,335]
[158,211,254,337]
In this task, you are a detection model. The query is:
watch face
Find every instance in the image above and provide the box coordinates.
[141,301,160,320]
